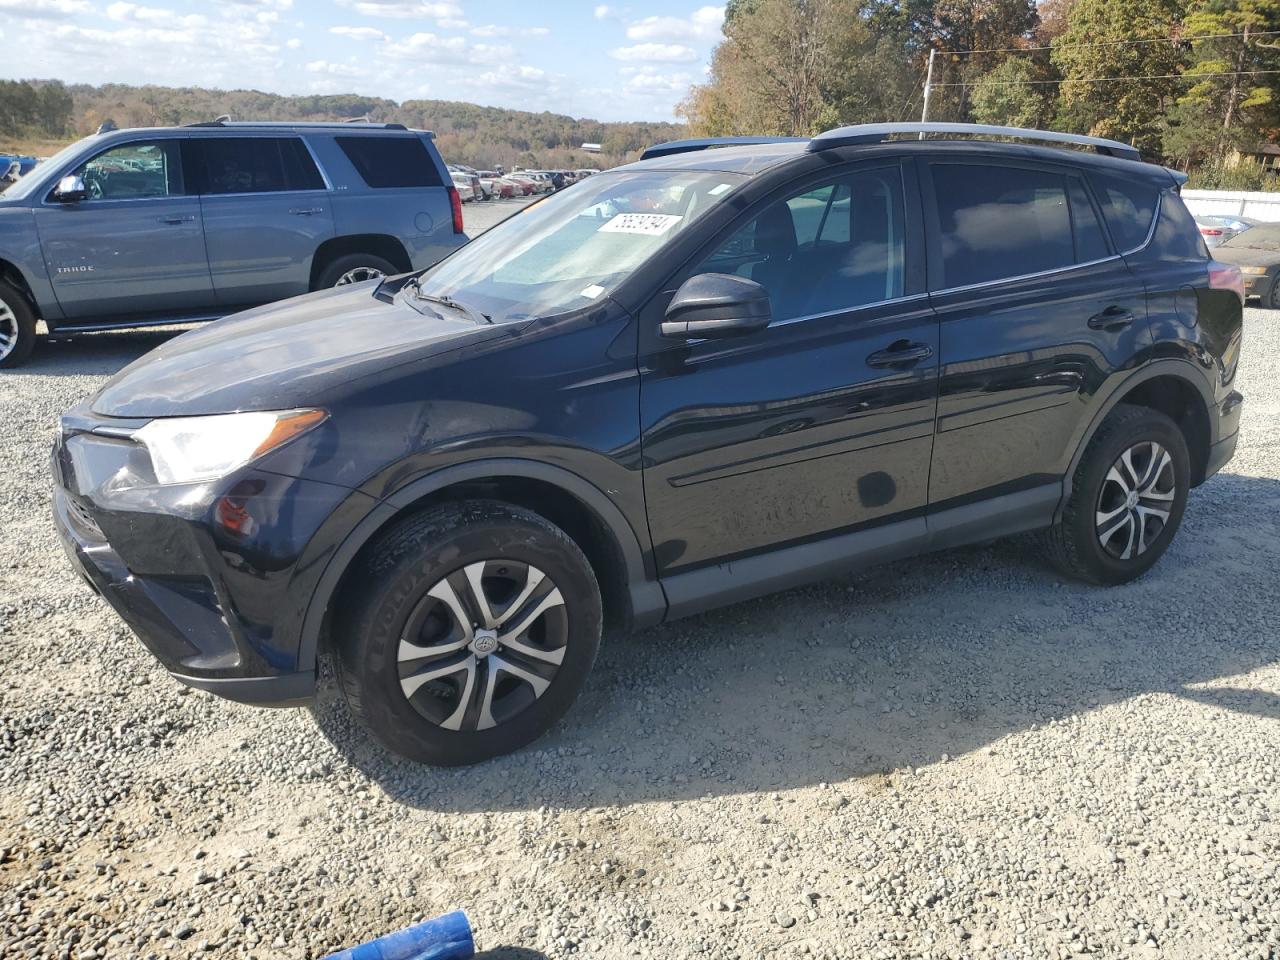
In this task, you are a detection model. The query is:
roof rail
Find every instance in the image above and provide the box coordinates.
[808,122,1141,161]
[184,120,409,131]
[641,136,807,160]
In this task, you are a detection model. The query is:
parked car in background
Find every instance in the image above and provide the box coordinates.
[52,123,1241,765]
[1211,222,1280,307]
[448,164,486,200]
[450,171,476,202]
[505,174,536,196]
[1196,214,1259,247]
[0,120,467,367]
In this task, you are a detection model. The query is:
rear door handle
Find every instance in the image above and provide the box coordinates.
[289,207,324,216]
[866,340,934,369]
[1088,306,1136,331]
[156,215,195,225]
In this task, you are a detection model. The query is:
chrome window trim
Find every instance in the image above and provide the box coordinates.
[769,292,931,328]
[298,136,334,192]
[197,188,331,200]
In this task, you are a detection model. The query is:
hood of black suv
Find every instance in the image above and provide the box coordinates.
[92,282,510,418]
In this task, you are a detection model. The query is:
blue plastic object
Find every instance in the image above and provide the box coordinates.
[323,911,475,960]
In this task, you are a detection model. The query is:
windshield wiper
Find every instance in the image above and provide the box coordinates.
[404,278,491,324]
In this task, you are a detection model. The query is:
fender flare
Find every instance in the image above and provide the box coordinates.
[1053,358,1217,524]
[294,457,666,674]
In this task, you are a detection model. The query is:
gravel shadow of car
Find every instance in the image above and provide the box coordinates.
[310,471,1280,811]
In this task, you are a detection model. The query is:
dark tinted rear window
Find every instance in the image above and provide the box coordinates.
[1153,190,1209,259]
[189,137,324,194]
[336,136,443,188]
[931,163,1076,287]
[1088,172,1159,251]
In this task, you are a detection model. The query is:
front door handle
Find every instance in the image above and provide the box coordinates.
[289,207,324,216]
[156,215,195,225]
[1088,306,1136,331]
[867,340,934,369]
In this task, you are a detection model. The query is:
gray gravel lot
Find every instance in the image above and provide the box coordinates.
[1,282,1277,958]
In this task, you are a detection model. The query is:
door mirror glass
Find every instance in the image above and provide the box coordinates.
[661,272,772,339]
[53,175,89,203]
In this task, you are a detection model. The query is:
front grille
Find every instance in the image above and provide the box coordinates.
[65,495,105,540]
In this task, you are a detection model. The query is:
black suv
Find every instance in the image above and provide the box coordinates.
[53,123,1244,765]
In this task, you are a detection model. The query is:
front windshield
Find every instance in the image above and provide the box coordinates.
[418,169,746,322]
[0,136,93,201]
[1222,224,1280,251]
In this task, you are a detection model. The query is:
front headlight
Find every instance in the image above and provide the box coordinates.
[134,409,327,485]
[1239,265,1269,276]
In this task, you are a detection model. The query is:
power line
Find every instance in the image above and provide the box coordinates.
[936,28,1280,56]
[932,68,1280,88]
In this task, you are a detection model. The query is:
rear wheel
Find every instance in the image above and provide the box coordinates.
[314,253,397,290]
[0,281,36,369]
[1265,273,1280,310]
[1043,406,1190,585]
[335,501,602,765]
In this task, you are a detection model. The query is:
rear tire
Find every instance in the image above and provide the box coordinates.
[314,253,397,290]
[0,281,36,369]
[334,501,602,765]
[1265,274,1280,310]
[1042,405,1190,586]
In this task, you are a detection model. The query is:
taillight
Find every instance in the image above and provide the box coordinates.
[1208,261,1245,302]
[448,186,464,234]
[1200,227,1223,236]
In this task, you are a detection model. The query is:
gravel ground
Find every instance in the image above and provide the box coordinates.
[1,289,1277,960]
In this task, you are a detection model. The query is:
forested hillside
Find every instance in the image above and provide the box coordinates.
[0,80,683,168]
[682,0,1280,187]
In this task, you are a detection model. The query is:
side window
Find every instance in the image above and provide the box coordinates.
[689,167,906,323]
[931,164,1075,287]
[1153,190,1210,260]
[1068,179,1110,262]
[72,141,181,201]
[192,138,322,195]
[335,136,444,188]
[1088,172,1159,252]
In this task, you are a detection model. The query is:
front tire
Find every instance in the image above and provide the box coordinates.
[1043,406,1190,586]
[314,253,397,290]
[1265,273,1280,310]
[335,501,602,765]
[0,281,37,369]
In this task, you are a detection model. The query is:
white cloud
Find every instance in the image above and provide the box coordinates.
[624,69,694,93]
[626,6,724,42]
[329,25,388,40]
[285,36,301,48]
[593,4,612,17]
[305,59,364,77]
[470,24,550,38]
[344,0,463,18]
[610,43,698,63]
[437,17,468,29]
[0,0,91,19]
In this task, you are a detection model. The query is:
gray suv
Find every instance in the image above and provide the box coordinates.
[0,121,467,367]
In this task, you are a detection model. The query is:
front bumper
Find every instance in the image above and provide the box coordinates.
[51,409,374,706]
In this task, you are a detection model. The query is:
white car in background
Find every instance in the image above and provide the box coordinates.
[450,172,476,202]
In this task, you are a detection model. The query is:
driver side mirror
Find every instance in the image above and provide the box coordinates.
[660,272,772,339]
[52,175,89,204]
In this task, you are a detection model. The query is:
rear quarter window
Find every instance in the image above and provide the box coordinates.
[1088,172,1159,252]
[336,136,443,189]
[1152,190,1210,260]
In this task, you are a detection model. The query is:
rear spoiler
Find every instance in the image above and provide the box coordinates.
[1165,167,1189,192]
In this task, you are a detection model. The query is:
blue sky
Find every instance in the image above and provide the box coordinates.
[0,1,725,121]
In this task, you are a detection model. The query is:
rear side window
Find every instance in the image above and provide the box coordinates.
[190,137,324,194]
[336,136,443,188]
[1152,190,1210,260]
[931,164,1075,287]
[1088,172,1159,252]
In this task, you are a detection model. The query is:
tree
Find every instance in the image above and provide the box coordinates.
[970,56,1056,126]
[1170,0,1280,160]
[1052,0,1188,154]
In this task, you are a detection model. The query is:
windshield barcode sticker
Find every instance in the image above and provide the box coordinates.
[598,213,683,235]
[580,284,605,299]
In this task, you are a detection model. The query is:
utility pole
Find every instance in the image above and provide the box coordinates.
[919,48,937,137]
